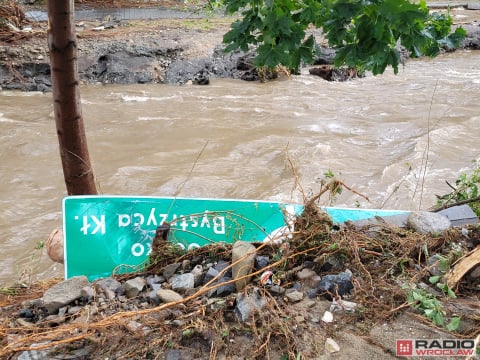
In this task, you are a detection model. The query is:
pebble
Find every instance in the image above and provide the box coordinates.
[325,337,340,353]
[156,289,183,303]
[285,289,304,302]
[321,310,334,323]
[124,277,146,298]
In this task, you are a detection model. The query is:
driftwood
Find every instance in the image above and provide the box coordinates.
[445,246,480,288]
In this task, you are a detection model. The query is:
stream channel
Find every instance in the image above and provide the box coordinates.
[0,50,479,283]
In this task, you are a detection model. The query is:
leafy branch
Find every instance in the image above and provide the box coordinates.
[404,284,460,331]
[434,160,480,216]
[218,0,466,74]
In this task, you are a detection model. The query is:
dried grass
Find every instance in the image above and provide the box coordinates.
[1,184,479,358]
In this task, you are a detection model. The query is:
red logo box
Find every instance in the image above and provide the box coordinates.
[397,339,413,356]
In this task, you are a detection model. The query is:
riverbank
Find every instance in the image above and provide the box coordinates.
[1,1,480,90]
[1,198,480,359]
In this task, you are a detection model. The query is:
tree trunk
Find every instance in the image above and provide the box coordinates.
[47,0,97,195]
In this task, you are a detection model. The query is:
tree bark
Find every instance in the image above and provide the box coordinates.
[47,0,97,195]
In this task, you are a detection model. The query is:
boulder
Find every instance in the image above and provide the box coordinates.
[407,211,451,234]
[42,276,89,314]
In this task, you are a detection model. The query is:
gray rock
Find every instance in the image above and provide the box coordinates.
[297,268,321,288]
[255,255,270,270]
[67,306,82,315]
[407,211,451,234]
[285,289,304,303]
[165,349,183,360]
[58,307,67,316]
[171,273,195,292]
[80,286,95,301]
[181,259,191,271]
[269,285,286,295]
[146,275,165,287]
[317,271,354,298]
[124,277,146,298]
[307,275,322,289]
[214,260,232,277]
[156,289,183,303]
[103,288,116,300]
[21,298,44,308]
[18,308,35,319]
[149,283,162,291]
[45,314,66,325]
[232,241,257,291]
[125,320,144,333]
[426,254,448,276]
[162,263,181,279]
[42,276,89,314]
[204,266,220,284]
[296,268,317,281]
[209,277,236,297]
[147,290,161,305]
[17,342,50,360]
[94,277,122,294]
[234,289,267,323]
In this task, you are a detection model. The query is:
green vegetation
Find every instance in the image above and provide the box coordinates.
[405,284,460,330]
[216,0,466,74]
[436,160,480,216]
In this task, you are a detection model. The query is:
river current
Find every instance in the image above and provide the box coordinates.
[0,50,479,284]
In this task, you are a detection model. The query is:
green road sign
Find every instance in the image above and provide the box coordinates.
[63,195,409,280]
[63,196,304,280]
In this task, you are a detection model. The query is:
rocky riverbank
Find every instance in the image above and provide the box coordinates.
[1,2,480,91]
[1,202,480,359]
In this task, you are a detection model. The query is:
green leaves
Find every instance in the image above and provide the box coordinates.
[218,0,466,75]
[436,160,480,216]
[405,285,460,331]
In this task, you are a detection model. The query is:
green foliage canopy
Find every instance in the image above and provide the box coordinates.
[219,0,466,74]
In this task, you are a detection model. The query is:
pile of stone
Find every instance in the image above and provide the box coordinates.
[13,240,356,327]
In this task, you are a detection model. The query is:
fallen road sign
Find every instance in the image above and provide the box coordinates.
[63,196,303,280]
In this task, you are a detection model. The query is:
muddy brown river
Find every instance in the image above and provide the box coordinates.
[1,50,479,284]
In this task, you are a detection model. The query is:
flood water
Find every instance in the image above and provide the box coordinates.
[1,50,479,284]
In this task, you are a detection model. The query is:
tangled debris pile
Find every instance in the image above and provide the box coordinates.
[1,196,479,359]
[0,1,32,43]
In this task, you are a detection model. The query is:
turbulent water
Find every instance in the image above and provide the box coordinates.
[0,50,479,284]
